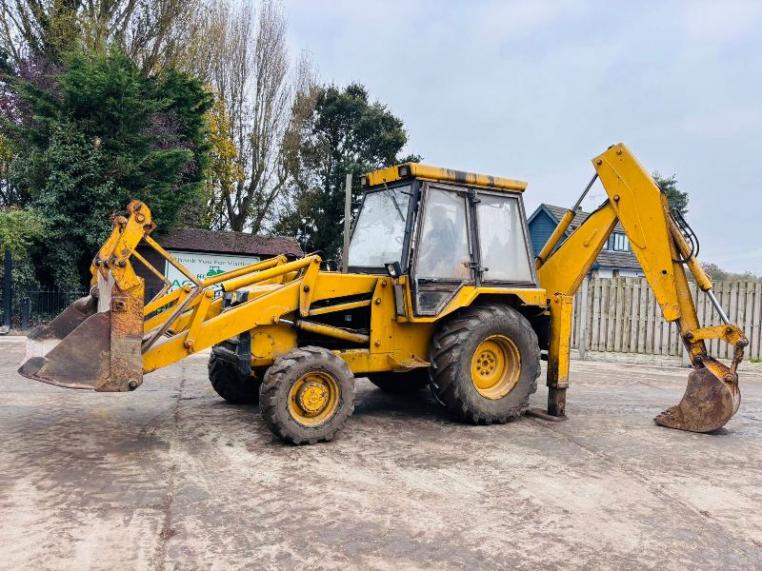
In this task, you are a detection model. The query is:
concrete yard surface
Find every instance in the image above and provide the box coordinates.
[1,336,761,570]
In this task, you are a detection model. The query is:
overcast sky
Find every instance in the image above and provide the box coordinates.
[282,0,762,274]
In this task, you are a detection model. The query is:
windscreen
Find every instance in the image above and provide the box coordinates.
[347,185,411,268]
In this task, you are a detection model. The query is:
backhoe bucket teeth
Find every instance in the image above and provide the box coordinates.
[18,278,144,392]
[654,367,741,433]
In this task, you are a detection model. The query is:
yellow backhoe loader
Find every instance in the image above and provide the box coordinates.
[19,144,747,444]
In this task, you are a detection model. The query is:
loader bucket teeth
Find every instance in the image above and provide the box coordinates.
[654,367,741,433]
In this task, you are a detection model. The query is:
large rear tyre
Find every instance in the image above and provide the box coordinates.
[367,369,429,395]
[259,346,355,444]
[208,353,261,404]
[430,303,540,424]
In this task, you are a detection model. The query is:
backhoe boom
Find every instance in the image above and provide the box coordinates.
[535,143,746,431]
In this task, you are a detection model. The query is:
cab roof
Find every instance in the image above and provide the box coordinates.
[361,163,527,192]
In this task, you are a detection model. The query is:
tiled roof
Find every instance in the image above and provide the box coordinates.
[597,249,641,270]
[155,228,304,258]
[536,203,639,270]
[541,203,626,234]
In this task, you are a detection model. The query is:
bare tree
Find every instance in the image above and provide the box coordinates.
[0,0,203,74]
[198,0,295,234]
[121,0,206,74]
[275,51,319,218]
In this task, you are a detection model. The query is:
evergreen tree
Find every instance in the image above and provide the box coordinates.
[653,172,689,217]
[277,83,418,259]
[4,50,212,288]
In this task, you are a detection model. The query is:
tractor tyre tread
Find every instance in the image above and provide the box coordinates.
[208,353,261,404]
[430,303,540,424]
[260,346,355,445]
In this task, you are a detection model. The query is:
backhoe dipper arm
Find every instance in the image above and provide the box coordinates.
[535,143,746,432]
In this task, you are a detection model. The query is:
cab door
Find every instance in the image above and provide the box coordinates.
[411,184,476,315]
[473,190,535,286]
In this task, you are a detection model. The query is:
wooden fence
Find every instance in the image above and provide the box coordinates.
[570,278,762,362]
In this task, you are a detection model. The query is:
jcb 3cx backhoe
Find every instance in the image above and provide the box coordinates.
[19,144,747,444]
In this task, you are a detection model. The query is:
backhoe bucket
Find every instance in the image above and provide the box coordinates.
[18,275,144,392]
[654,367,741,433]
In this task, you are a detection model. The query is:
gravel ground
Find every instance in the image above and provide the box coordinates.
[1,336,761,570]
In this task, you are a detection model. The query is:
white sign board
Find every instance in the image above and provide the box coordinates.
[165,250,260,291]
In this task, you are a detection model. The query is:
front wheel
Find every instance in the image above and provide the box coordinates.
[430,304,540,424]
[259,346,355,444]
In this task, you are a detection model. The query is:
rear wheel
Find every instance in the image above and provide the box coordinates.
[430,303,540,424]
[260,346,355,444]
[367,369,429,395]
[208,353,261,404]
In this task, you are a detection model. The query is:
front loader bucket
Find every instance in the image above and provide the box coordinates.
[654,367,741,433]
[18,278,144,392]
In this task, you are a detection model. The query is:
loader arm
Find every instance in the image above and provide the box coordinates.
[18,198,391,393]
[535,143,747,432]
[18,198,332,391]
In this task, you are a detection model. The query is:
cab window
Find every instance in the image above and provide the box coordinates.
[476,194,532,282]
[416,188,471,280]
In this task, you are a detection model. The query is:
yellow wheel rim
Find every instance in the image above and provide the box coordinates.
[470,335,521,400]
[287,371,340,427]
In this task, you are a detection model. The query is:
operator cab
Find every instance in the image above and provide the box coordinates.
[347,163,537,315]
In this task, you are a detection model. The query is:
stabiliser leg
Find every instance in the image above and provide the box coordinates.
[547,387,567,417]
[527,293,573,422]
